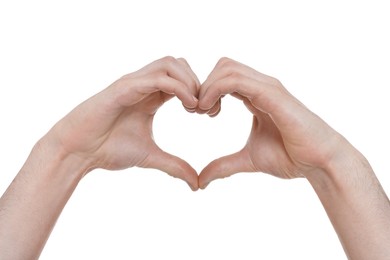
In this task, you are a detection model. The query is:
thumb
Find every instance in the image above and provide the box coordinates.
[145,148,199,191]
[198,149,252,189]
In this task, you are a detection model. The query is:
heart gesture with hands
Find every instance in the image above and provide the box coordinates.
[1,56,389,260]
[50,56,344,190]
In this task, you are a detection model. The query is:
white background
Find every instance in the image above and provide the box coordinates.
[1,1,389,259]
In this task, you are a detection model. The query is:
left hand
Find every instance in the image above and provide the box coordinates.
[47,56,200,190]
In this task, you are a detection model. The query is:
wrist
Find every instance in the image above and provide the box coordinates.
[34,133,95,181]
[305,136,374,193]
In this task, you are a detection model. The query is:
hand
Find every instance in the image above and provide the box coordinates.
[197,58,346,188]
[48,56,200,190]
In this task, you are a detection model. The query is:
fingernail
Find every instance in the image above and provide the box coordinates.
[192,96,198,103]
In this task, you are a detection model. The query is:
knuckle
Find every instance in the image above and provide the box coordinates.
[218,57,238,70]
[268,75,282,87]
[160,55,176,65]
[229,71,244,83]
[220,60,240,77]
[152,74,167,87]
[177,57,188,64]
[159,56,180,75]
[217,57,233,66]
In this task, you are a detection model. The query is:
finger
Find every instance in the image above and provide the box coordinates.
[198,57,248,114]
[230,92,245,101]
[154,56,199,98]
[198,74,285,115]
[197,60,224,114]
[198,149,253,189]
[196,97,221,115]
[177,58,201,96]
[176,58,201,113]
[146,148,199,191]
[199,75,302,133]
[116,76,198,109]
[199,57,255,100]
[130,56,199,103]
[206,98,221,117]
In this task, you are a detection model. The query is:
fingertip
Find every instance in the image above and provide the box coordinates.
[207,101,221,117]
[186,173,200,191]
[198,99,212,111]
[182,169,199,191]
[195,107,208,114]
[188,182,199,191]
[199,174,214,189]
[182,95,198,111]
[183,101,197,113]
[199,181,210,190]
[146,149,199,190]
[198,167,214,190]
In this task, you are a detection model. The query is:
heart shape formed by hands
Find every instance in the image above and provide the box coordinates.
[126,57,339,191]
[56,56,340,192]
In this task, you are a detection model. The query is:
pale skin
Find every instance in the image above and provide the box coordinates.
[0,57,389,259]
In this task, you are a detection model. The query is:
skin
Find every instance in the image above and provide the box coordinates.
[197,58,390,259]
[0,57,200,259]
[0,57,389,259]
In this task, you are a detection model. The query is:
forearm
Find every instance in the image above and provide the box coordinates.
[307,143,390,260]
[0,135,90,260]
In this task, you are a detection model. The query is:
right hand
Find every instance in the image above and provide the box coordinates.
[197,58,348,188]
